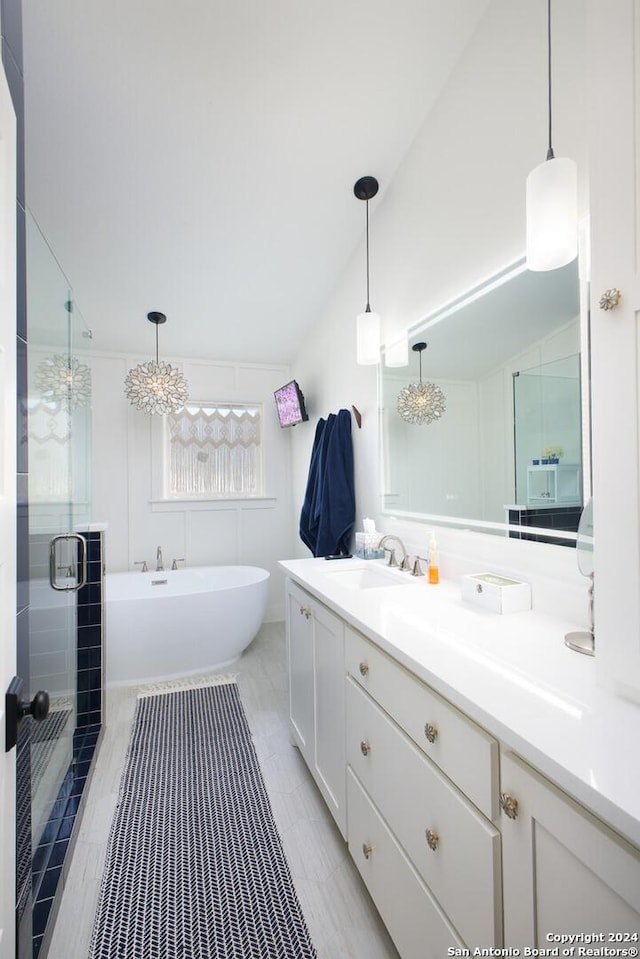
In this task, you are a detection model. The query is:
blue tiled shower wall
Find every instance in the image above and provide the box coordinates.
[32,530,105,959]
[507,506,581,547]
[2,0,33,954]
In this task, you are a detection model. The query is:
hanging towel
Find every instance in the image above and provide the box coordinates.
[299,417,327,555]
[299,409,355,557]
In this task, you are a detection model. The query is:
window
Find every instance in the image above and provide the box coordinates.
[166,403,263,497]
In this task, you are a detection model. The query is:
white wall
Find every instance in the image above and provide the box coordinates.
[90,351,296,620]
[288,0,588,619]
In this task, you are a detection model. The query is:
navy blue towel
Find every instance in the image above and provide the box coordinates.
[299,409,355,557]
[299,417,327,555]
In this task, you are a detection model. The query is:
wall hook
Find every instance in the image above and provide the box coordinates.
[351,406,362,428]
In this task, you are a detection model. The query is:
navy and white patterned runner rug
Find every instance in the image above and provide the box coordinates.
[89,679,317,958]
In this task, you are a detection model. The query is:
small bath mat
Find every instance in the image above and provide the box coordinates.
[88,681,317,959]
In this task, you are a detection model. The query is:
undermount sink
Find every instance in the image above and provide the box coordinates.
[321,565,412,590]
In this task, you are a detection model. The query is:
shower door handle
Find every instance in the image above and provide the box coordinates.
[5,676,50,752]
[49,532,88,591]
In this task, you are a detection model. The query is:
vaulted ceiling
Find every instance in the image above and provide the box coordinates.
[23,0,491,363]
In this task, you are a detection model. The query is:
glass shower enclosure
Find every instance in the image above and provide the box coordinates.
[25,210,93,908]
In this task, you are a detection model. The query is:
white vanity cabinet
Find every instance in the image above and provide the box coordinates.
[500,751,640,947]
[285,578,346,836]
[345,626,502,952]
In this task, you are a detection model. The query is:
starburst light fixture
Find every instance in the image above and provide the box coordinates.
[35,353,92,410]
[397,342,446,425]
[124,312,189,414]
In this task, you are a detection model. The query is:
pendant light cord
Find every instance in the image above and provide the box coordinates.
[155,321,159,364]
[546,0,554,160]
[365,200,371,311]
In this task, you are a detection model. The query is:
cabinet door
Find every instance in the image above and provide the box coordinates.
[501,751,640,947]
[588,0,640,696]
[313,600,345,836]
[286,580,314,764]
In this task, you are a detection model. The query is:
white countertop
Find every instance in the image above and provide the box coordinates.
[279,556,640,848]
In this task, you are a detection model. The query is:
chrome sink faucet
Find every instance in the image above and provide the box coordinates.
[377,534,410,570]
[156,546,164,571]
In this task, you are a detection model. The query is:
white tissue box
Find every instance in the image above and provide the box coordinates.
[461,572,531,614]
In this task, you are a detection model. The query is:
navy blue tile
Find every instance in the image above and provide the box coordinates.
[37,865,63,902]
[56,815,76,842]
[33,934,44,959]
[88,689,102,713]
[77,603,101,628]
[73,759,92,779]
[87,559,103,584]
[77,667,101,693]
[32,897,53,938]
[77,623,101,649]
[86,538,102,562]
[76,691,90,714]
[48,838,69,869]
[77,709,101,728]
[78,646,101,670]
[77,583,102,606]
[63,793,83,819]
[69,773,87,798]
[75,743,96,763]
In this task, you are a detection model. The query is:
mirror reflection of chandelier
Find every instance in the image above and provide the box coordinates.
[35,353,92,410]
[397,342,446,425]
[124,311,189,414]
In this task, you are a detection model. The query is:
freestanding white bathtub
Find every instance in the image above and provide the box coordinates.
[105,565,270,686]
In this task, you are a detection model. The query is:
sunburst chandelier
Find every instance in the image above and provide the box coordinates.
[124,311,189,414]
[397,342,446,425]
[35,353,92,410]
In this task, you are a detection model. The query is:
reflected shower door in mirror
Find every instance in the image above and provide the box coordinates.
[380,256,589,546]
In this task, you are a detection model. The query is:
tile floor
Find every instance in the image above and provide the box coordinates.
[46,622,400,958]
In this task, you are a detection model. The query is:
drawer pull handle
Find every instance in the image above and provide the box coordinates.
[359,661,369,677]
[360,739,371,756]
[362,841,374,860]
[425,829,439,851]
[500,792,519,820]
[299,605,312,619]
[424,722,439,744]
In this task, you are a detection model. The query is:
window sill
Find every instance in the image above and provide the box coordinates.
[150,497,277,512]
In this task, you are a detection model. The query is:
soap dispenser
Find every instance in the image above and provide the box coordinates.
[428,532,440,584]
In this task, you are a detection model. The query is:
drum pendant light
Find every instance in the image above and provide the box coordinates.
[526,0,577,272]
[354,176,381,365]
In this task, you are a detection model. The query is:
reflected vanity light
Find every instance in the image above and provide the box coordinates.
[35,353,92,410]
[354,176,381,365]
[525,0,577,272]
[397,342,446,425]
[385,333,409,367]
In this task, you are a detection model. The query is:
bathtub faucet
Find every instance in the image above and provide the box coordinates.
[156,546,164,571]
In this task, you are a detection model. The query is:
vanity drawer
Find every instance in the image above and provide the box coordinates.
[347,767,464,959]
[347,677,502,947]
[346,626,498,820]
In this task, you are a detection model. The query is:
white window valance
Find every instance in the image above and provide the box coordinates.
[167,404,262,497]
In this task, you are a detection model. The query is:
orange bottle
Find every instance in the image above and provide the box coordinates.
[428,532,440,584]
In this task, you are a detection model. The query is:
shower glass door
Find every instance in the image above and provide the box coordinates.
[26,210,93,899]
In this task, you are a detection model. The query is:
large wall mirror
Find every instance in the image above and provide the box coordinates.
[379,256,590,546]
